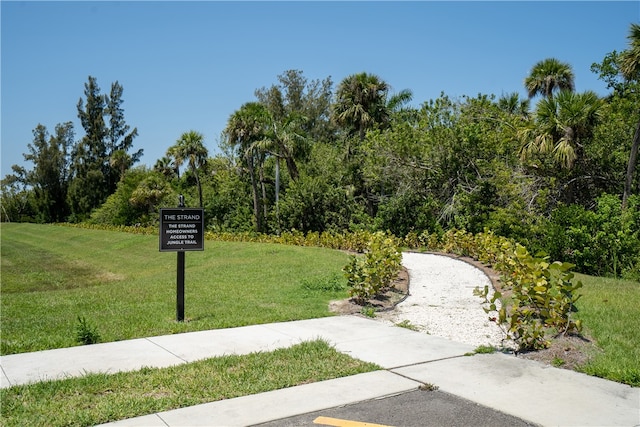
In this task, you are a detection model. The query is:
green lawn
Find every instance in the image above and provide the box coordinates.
[2,222,638,391]
[0,340,380,427]
[574,273,640,386]
[1,223,350,354]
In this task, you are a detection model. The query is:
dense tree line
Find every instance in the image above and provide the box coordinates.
[2,25,640,278]
[3,76,141,223]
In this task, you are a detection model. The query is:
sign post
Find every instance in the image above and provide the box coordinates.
[159,196,204,321]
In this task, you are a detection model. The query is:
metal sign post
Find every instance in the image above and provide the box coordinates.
[177,250,185,321]
[159,195,204,322]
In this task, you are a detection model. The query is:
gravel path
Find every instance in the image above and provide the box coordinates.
[375,252,507,348]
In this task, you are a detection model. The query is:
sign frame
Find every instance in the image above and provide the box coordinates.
[159,207,205,252]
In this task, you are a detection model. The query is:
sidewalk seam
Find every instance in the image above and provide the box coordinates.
[386,353,470,371]
[144,338,189,363]
[154,413,170,427]
[0,364,13,388]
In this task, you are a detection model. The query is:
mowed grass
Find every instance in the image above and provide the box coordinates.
[0,339,380,427]
[574,273,640,386]
[1,223,351,354]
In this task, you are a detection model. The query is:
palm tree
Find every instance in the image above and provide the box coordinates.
[224,103,270,232]
[386,89,413,113]
[524,58,575,99]
[170,131,208,207]
[620,23,640,209]
[620,23,640,81]
[154,156,178,180]
[109,149,132,183]
[521,90,603,169]
[129,174,171,217]
[497,92,530,117]
[333,72,390,141]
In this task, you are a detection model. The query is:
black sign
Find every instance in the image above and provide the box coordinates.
[159,208,204,251]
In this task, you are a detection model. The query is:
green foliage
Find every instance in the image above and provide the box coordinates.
[475,244,583,351]
[167,131,208,207]
[403,226,583,351]
[69,77,141,220]
[277,173,360,233]
[465,345,496,356]
[395,319,419,331]
[205,157,254,232]
[333,72,390,140]
[75,316,101,345]
[360,306,377,318]
[343,232,402,303]
[374,191,441,237]
[545,194,640,278]
[20,123,73,223]
[89,167,168,226]
[552,357,566,367]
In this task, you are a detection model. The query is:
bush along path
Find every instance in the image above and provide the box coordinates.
[61,223,584,352]
[339,229,584,352]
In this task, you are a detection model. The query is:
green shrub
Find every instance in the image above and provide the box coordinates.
[373,192,440,238]
[544,194,640,278]
[475,244,583,351]
[343,232,402,303]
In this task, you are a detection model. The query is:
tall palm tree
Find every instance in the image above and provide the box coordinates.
[520,90,603,169]
[524,58,575,99]
[620,23,640,209]
[333,72,390,141]
[170,131,208,207]
[224,103,270,232]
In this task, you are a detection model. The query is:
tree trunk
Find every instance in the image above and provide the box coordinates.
[259,164,268,225]
[275,157,280,232]
[247,154,263,232]
[194,169,203,208]
[284,154,299,181]
[622,117,640,210]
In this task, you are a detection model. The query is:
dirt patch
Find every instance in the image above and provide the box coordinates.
[517,333,601,370]
[329,267,410,315]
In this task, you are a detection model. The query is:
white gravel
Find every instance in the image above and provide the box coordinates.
[375,252,507,348]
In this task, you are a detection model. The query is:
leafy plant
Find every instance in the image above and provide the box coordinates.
[475,244,583,351]
[343,232,402,303]
[75,316,101,345]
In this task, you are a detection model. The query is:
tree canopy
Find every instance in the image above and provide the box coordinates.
[3,32,640,278]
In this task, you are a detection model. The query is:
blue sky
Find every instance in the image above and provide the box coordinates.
[2,1,638,177]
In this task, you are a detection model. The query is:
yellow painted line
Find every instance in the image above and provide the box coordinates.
[313,416,394,427]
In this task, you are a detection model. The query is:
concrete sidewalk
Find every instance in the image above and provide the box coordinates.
[2,315,639,426]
